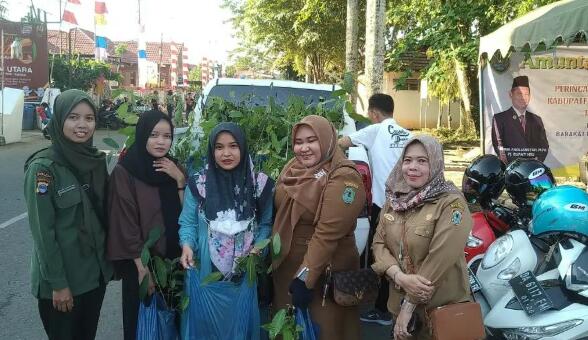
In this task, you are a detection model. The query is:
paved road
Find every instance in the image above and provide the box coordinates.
[0,130,389,339]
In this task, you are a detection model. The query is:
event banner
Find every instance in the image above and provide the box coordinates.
[0,21,49,101]
[482,45,588,177]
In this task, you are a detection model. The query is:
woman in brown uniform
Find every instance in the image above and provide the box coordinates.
[272,115,366,340]
[372,135,472,340]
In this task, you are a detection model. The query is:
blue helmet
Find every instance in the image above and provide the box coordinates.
[531,185,588,239]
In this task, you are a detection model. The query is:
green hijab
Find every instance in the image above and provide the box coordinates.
[47,89,108,249]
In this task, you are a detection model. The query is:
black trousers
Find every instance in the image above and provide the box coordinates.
[360,204,390,313]
[38,283,106,340]
[115,260,141,340]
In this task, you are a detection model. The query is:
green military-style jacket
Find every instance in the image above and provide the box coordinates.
[24,150,112,299]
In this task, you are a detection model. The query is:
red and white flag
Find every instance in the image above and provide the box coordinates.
[62,0,82,25]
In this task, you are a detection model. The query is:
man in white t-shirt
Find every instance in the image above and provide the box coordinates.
[338,93,411,325]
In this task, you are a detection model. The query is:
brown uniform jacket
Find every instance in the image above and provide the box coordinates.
[372,192,472,315]
[273,165,366,340]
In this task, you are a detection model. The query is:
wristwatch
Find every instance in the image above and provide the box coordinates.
[296,267,310,282]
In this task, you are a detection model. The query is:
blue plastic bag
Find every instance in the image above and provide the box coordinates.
[181,268,260,340]
[295,308,319,340]
[136,293,178,340]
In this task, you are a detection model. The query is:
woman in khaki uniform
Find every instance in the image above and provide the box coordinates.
[372,135,472,340]
[272,115,366,340]
[24,90,113,340]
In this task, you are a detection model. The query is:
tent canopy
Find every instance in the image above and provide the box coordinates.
[479,0,588,58]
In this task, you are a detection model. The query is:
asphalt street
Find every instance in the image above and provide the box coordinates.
[0,129,389,339]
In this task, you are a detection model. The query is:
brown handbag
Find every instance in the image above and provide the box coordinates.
[400,218,485,340]
[428,301,485,340]
[330,267,381,307]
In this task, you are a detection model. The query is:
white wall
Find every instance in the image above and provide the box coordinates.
[356,72,460,130]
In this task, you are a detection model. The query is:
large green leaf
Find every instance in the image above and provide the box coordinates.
[272,234,281,259]
[153,256,168,289]
[102,137,120,149]
[145,226,163,249]
[116,103,129,116]
[201,271,223,286]
[140,247,150,266]
[246,256,257,286]
[179,295,190,311]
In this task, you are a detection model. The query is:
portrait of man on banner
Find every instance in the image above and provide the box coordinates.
[491,75,549,164]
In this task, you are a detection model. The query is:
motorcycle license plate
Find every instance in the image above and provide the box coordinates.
[509,271,554,316]
[468,267,482,293]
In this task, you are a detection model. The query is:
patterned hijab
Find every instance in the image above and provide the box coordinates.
[203,122,256,221]
[386,135,461,212]
[273,115,354,268]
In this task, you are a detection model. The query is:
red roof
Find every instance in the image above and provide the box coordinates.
[48,29,186,66]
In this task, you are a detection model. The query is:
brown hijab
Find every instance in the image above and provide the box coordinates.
[273,115,354,268]
[385,135,461,212]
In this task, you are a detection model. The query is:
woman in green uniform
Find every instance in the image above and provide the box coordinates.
[23,89,113,340]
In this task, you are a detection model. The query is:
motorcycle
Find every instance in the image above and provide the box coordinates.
[97,108,125,130]
[484,237,588,340]
[481,185,588,339]
[469,159,557,316]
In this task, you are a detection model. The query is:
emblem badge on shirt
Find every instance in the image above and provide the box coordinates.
[342,186,356,204]
[451,209,463,225]
[35,171,52,195]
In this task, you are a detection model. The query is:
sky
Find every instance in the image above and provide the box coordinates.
[5,0,239,64]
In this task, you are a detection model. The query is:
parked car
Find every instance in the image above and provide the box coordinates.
[177,78,372,254]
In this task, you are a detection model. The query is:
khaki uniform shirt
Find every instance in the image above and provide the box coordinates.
[372,192,472,314]
[24,153,112,299]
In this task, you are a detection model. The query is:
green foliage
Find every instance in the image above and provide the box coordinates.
[188,66,202,82]
[224,0,356,82]
[114,43,128,57]
[183,92,345,179]
[262,306,303,340]
[427,127,478,147]
[138,226,189,312]
[386,0,559,127]
[51,55,121,91]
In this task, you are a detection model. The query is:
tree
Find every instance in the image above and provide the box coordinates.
[51,55,121,91]
[188,65,201,82]
[114,43,128,57]
[386,0,559,134]
[225,64,237,78]
[345,0,360,104]
[364,0,386,99]
[224,0,348,83]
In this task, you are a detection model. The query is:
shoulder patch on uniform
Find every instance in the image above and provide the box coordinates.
[450,201,465,210]
[36,170,52,195]
[342,186,356,204]
[451,209,463,225]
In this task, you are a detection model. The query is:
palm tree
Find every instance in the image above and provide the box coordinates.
[364,0,386,99]
[345,0,359,104]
